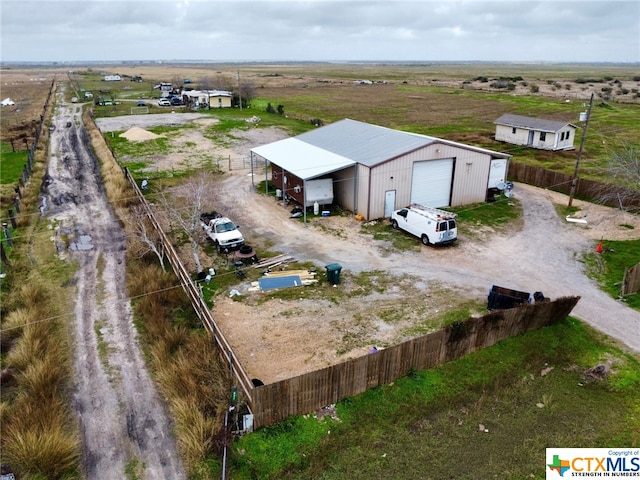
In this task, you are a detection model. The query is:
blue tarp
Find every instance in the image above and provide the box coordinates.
[258,275,302,291]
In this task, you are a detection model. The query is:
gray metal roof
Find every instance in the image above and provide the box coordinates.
[295,119,437,167]
[494,113,577,133]
[251,119,512,180]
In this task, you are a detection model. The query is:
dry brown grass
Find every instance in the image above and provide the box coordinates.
[170,395,217,470]
[0,70,55,149]
[1,276,77,478]
[84,109,136,213]
[121,223,229,476]
[2,407,79,480]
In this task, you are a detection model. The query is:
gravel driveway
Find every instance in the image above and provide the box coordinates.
[215,169,640,356]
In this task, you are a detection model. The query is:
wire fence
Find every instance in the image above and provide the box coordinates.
[1,79,56,270]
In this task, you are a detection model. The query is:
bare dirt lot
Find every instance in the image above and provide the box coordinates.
[95,113,640,386]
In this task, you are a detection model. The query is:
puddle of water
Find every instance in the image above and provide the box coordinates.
[69,234,94,251]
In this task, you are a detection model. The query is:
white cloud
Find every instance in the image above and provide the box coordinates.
[1,0,638,62]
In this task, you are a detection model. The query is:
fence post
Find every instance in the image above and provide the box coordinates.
[13,197,20,214]
[8,210,16,229]
[2,223,12,247]
[0,242,8,266]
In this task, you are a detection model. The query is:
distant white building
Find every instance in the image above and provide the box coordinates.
[103,75,122,82]
[1,98,15,107]
[494,114,578,151]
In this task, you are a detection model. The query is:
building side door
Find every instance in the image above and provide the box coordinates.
[527,130,534,146]
[384,190,396,218]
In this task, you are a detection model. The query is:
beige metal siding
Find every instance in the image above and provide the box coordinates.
[333,166,357,213]
[449,146,492,206]
[368,151,417,219]
[355,164,371,218]
[364,144,494,218]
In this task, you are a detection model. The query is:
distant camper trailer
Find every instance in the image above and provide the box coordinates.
[103,75,122,82]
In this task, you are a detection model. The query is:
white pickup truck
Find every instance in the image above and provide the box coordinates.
[200,213,245,253]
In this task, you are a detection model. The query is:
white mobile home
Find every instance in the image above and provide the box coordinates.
[494,114,577,151]
[181,90,233,109]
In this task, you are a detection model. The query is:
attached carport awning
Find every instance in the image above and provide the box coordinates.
[251,138,356,180]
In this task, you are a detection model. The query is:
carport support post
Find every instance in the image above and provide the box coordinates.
[303,179,307,224]
[250,152,255,189]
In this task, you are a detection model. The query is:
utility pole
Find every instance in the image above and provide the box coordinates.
[237,69,242,111]
[568,92,594,207]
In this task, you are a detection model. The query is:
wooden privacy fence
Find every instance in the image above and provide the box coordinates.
[508,162,640,212]
[623,263,640,296]
[251,296,580,428]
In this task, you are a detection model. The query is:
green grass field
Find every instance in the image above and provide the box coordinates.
[77,61,640,185]
[0,143,28,184]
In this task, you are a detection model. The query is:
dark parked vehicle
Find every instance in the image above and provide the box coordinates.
[137,100,146,107]
[487,285,531,310]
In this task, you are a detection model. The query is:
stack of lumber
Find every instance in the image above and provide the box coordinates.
[247,268,318,292]
[252,253,296,269]
[263,269,316,281]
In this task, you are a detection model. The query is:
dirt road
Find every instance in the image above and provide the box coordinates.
[45,94,185,478]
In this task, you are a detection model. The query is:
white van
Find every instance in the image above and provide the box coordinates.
[390,204,457,246]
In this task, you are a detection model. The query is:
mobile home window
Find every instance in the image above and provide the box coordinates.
[540,132,547,141]
[512,127,516,134]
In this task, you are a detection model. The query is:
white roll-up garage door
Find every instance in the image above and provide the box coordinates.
[410,158,454,207]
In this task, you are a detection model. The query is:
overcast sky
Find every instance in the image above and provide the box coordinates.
[1,0,639,63]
